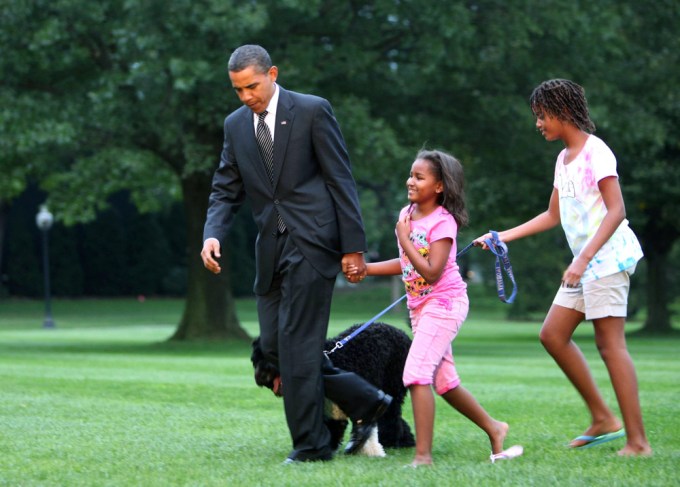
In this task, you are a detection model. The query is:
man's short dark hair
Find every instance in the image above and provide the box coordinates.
[228,44,272,74]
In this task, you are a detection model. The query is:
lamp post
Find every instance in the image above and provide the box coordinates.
[35,205,55,328]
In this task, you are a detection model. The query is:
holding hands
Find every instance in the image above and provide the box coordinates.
[344,212,414,284]
[342,252,367,283]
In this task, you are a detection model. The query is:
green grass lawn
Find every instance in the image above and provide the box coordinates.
[1,288,678,486]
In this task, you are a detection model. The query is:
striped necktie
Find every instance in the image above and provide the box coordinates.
[256,111,286,233]
[256,111,274,182]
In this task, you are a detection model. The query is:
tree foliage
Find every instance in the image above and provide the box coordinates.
[2,0,677,336]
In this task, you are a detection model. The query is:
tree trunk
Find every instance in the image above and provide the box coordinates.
[640,242,673,335]
[637,214,676,335]
[170,173,249,341]
[0,200,7,289]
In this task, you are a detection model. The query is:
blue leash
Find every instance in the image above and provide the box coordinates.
[483,231,517,304]
[324,294,407,356]
[325,232,516,356]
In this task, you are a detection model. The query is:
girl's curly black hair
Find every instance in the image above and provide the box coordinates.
[530,79,596,133]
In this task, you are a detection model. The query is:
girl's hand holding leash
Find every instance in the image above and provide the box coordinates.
[469,231,518,304]
[474,231,510,251]
[473,233,493,250]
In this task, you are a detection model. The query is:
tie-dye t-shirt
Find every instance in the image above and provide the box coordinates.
[553,135,643,283]
[397,205,467,309]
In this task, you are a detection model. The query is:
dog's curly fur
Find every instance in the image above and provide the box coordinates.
[251,322,415,451]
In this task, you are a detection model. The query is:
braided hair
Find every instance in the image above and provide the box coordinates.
[416,149,469,228]
[530,79,596,133]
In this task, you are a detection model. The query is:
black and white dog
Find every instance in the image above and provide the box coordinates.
[250,322,415,456]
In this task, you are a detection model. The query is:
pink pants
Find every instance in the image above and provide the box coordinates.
[403,295,469,395]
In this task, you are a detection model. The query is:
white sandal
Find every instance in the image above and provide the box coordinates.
[490,445,524,463]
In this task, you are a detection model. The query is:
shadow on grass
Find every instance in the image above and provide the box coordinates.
[5,323,679,360]
[0,336,254,358]
[627,328,680,338]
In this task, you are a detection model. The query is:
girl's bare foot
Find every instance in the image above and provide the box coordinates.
[618,443,652,457]
[490,421,509,454]
[569,418,623,448]
[408,454,433,467]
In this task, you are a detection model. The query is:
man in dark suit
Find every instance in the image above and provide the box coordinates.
[200,45,391,464]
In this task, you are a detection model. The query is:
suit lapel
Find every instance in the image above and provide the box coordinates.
[272,88,294,189]
[236,107,271,186]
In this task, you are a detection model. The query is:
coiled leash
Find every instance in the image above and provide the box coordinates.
[483,230,517,304]
[324,231,516,357]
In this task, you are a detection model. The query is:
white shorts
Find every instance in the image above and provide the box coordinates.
[553,267,634,320]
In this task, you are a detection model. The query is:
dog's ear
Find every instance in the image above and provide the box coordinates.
[254,362,279,389]
[250,337,282,391]
[250,337,263,366]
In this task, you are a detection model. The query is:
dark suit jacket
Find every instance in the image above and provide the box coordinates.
[204,87,367,295]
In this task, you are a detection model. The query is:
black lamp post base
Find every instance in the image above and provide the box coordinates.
[43,317,55,328]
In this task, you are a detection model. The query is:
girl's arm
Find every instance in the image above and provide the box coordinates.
[475,188,561,247]
[561,176,626,285]
[399,237,452,284]
[366,259,401,276]
[395,212,452,283]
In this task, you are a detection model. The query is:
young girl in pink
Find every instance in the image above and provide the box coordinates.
[475,79,652,456]
[348,149,522,467]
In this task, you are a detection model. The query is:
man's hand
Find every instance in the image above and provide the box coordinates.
[200,238,222,274]
[342,252,366,283]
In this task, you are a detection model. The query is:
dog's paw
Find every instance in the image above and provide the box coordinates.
[359,426,386,457]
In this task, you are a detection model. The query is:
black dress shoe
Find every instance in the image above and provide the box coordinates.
[343,392,393,455]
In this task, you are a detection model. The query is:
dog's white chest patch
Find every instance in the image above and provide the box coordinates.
[327,402,386,457]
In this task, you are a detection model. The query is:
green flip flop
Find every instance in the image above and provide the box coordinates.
[572,428,626,449]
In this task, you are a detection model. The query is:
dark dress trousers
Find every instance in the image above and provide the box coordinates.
[204,87,381,460]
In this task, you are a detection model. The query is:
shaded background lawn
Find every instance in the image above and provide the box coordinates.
[1,286,678,486]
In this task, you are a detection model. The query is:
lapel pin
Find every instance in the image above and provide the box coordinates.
[281,121,287,125]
